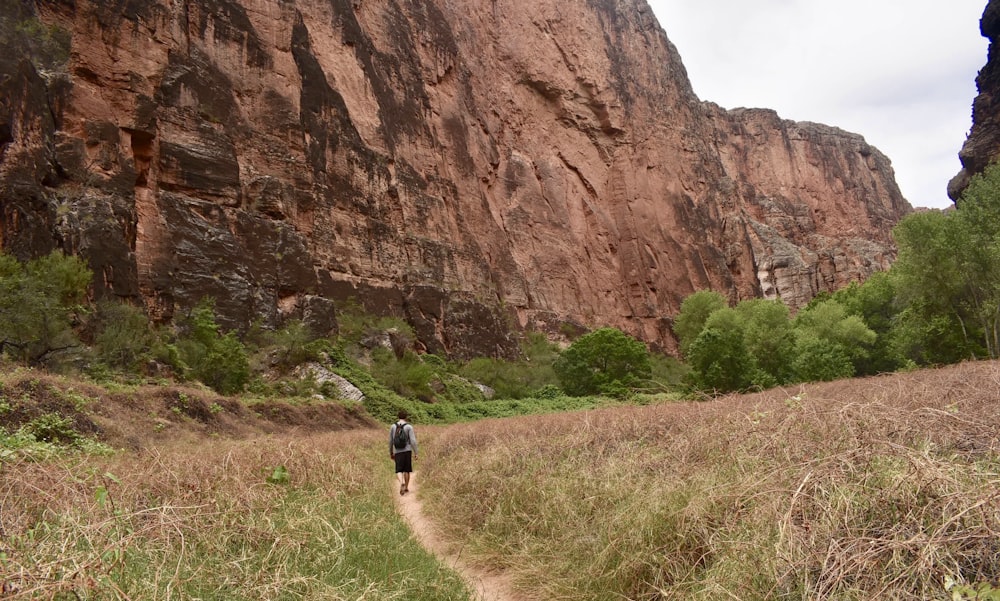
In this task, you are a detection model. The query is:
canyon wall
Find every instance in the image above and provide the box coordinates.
[0,0,910,356]
[951,0,1000,201]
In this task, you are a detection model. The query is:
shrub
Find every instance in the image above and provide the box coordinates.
[0,251,92,365]
[175,299,250,395]
[791,334,854,382]
[736,299,796,385]
[792,299,875,380]
[371,348,435,401]
[20,413,80,445]
[93,300,154,372]
[197,332,250,395]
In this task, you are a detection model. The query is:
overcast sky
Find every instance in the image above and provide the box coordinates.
[645,0,990,209]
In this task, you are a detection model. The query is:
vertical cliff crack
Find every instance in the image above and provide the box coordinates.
[127,129,155,188]
[556,152,597,197]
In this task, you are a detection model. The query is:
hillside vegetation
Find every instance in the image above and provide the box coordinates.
[0,374,468,601]
[3,361,999,599]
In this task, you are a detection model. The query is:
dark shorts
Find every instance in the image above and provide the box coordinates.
[394,451,413,473]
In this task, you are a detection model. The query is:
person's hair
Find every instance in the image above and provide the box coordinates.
[397,409,409,421]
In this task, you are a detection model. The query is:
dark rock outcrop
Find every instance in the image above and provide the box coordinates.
[951,0,1000,201]
[0,0,911,356]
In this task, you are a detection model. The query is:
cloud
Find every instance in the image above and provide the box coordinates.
[647,0,989,208]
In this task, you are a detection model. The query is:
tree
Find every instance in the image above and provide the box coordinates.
[736,299,796,385]
[0,251,92,364]
[891,210,983,363]
[791,334,854,382]
[792,299,875,381]
[553,327,651,396]
[891,163,1000,361]
[829,272,906,374]
[673,290,727,357]
[951,163,1000,358]
[685,308,753,393]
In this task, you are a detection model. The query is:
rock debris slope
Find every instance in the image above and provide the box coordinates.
[0,0,910,355]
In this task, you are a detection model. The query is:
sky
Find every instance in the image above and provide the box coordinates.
[645,0,990,209]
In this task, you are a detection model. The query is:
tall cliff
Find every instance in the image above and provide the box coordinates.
[951,0,1000,201]
[0,0,910,356]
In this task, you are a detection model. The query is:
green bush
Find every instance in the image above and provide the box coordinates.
[198,332,250,395]
[371,348,435,401]
[792,299,875,380]
[93,300,154,371]
[736,299,796,385]
[435,372,487,404]
[20,413,80,445]
[791,334,854,382]
[175,299,250,395]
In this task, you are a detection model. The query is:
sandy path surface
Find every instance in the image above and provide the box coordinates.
[394,477,527,601]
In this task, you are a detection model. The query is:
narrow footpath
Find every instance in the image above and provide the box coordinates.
[394,478,527,601]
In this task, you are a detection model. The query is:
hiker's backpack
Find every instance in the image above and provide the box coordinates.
[392,422,409,450]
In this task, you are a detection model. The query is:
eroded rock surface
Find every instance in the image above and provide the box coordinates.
[951,0,1000,202]
[0,0,911,355]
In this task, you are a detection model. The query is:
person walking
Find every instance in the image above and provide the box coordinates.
[389,410,417,495]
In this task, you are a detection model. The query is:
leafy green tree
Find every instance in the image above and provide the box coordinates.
[553,327,651,396]
[891,209,983,363]
[685,308,753,393]
[736,298,796,385]
[792,299,875,380]
[890,304,973,366]
[673,290,727,357]
[199,332,250,395]
[829,272,906,374]
[0,251,91,364]
[890,163,1000,361]
[950,163,1000,357]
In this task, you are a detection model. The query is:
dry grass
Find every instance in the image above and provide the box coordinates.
[0,429,471,599]
[420,361,1000,600]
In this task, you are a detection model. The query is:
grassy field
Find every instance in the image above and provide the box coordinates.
[1,428,471,599]
[419,361,1000,600]
[3,362,1000,599]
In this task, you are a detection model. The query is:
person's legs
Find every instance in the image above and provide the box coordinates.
[395,451,413,495]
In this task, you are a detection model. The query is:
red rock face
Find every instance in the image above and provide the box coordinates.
[0,0,910,356]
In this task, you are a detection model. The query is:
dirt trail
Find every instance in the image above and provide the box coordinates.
[394,477,527,601]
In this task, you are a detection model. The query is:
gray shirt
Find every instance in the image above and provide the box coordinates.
[389,421,417,455]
